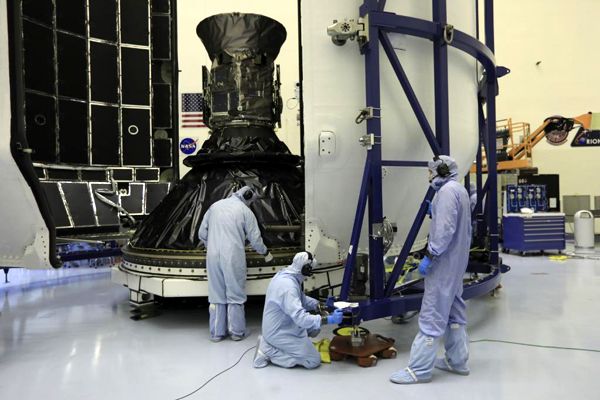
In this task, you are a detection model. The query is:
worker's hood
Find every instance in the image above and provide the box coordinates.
[469,182,477,196]
[428,155,459,191]
[231,186,257,206]
[281,252,316,282]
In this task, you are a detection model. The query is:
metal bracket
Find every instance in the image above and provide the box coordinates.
[355,106,381,124]
[359,14,369,43]
[443,24,454,44]
[327,16,368,46]
[496,66,511,78]
[371,223,384,239]
[359,133,379,150]
[15,142,33,154]
[319,131,336,157]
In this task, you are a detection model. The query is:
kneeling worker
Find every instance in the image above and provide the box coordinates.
[253,251,344,369]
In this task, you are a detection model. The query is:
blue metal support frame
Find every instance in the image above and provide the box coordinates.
[381,161,428,167]
[339,161,371,299]
[475,103,486,238]
[364,6,385,300]
[354,267,502,322]
[379,31,440,156]
[484,0,500,265]
[384,187,434,297]
[339,0,505,321]
[58,247,122,262]
[433,0,450,154]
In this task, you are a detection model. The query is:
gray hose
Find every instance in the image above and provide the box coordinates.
[93,183,136,226]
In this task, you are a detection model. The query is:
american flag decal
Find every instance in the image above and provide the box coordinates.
[181,93,207,128]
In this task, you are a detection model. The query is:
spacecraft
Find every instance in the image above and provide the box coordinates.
[116,13,319,304]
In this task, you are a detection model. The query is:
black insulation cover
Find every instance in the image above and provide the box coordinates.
[130,160,303,249]
[197,14,286,130]
[130,13,303,251]
[196,13,286,61]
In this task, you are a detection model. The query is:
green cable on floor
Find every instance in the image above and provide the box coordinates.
[470,339,600,353]
[174,339,600,397]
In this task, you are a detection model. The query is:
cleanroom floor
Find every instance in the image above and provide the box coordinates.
[1,247,599,400]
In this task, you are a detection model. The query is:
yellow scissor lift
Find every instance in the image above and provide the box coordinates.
[472,113,592,172]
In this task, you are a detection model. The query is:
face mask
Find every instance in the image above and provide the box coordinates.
[430,177,445,191]
[428,169,437,184]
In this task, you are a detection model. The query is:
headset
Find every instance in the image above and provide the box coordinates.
[433,156,451,178]
[301,251,316,277]
[242,188,255,201]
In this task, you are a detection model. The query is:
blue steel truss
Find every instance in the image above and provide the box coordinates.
[337,0,509,322]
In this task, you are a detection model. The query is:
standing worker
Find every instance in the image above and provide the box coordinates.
[253,251,344,369]
[469,182,477,212]
[198,186,273,342]
[390,155,472,384]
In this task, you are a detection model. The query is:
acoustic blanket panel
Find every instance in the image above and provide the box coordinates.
[151,0,170,13]
[91,105,120,165]
[112,168,134,181]
[23,21,55,94]
[152,84,171,128]
[90,183,120,226]
[153,138,172,167]
[122,47,150,105]
[47,169,79,180]
[135,168,159,181]
[25,93,57,163]
[120,0,149,46]
[57,32,87,100]
[122,108,151,166]
[81,170,108,181]
[90,42,119,104]
[61,182,96,227]
[151,15,171,60]
[56,0,86,36]
[89,0,118,42]
[120,183,145,215]
[22,0,53,25]
[59,100,88,164]
[40,182,71,228]
[18,0,173,171]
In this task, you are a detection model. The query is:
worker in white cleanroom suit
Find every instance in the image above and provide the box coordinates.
[390,155,472,384]
[198,186,273,341]
[469,182,477,212]
[253,252,344,369]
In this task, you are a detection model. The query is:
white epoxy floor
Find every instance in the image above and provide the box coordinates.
[1,248,600,400]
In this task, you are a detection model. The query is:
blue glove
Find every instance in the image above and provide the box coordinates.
[426,200,432,217]
[326,308,344,325]
[418,256,432,276]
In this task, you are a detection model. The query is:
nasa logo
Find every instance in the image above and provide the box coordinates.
[179,138,197,154]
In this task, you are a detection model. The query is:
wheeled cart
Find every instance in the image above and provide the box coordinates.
[502,212,565,255]
[329,328,397,368]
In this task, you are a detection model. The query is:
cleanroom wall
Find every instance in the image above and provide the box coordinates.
[493,0,600,231]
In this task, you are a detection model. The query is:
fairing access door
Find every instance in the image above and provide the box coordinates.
[1,2,57,269]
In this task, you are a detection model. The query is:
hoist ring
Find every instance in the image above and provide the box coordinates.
[443,24,454,45]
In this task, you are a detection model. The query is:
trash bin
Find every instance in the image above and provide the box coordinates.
[574,210,595,252]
